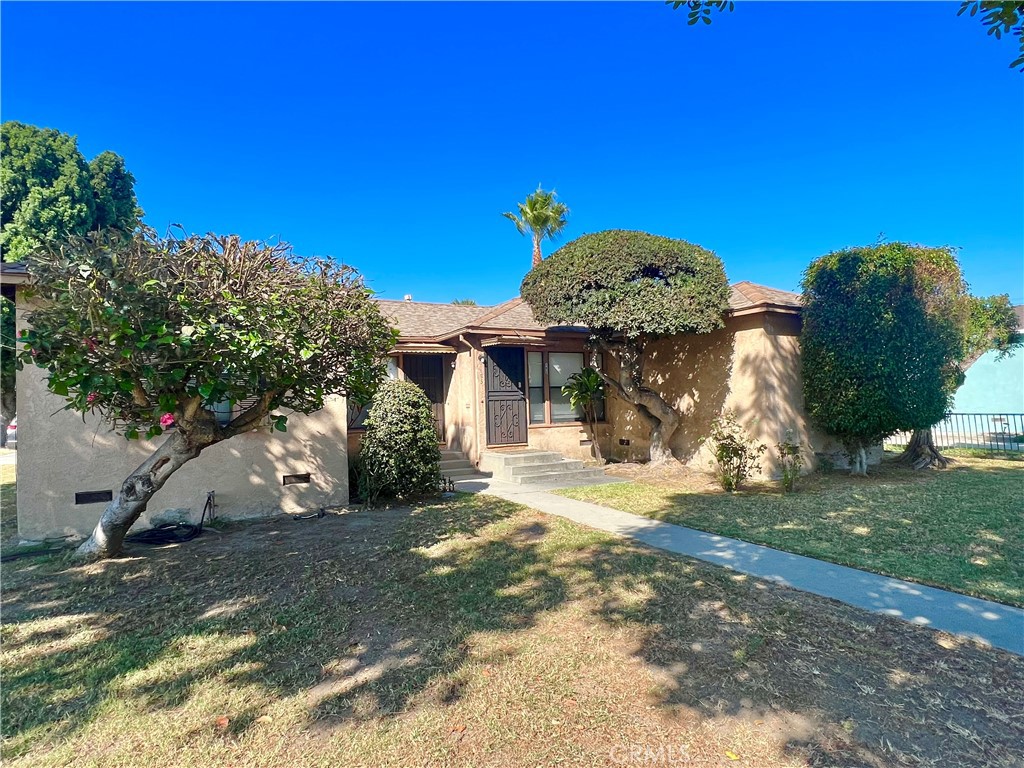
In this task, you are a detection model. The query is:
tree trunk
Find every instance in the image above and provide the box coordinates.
[897,428,950,470]
[585,409,603,464]
[648,412,680,464]
[531,234,543,267]
[0,388,14,449]
[848,445,869,476]
[75,428,209,560]
[590,341,681,465]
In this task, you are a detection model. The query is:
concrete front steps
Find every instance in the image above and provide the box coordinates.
[440,448,482,481]
[479,449,606,486]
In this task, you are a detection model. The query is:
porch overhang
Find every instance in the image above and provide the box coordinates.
[393,342,457,354]
[479,335,547,348]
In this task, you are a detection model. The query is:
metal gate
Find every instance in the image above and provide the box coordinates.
[486,347,527,445]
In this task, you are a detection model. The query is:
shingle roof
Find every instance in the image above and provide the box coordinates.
[1014,305,1024,331]
[475,298,548,332]
[376,299,490,339]
[728,281,802,311]
[379,281,801,341]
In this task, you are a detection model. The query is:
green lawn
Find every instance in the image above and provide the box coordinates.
[0,462,16,547]
[557,456,1024,606]
[3,493,1021,767]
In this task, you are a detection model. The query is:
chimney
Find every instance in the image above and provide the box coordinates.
[403,294,413,302]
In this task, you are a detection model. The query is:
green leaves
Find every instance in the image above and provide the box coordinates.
[958,2,1024,69]
[521,229,730,340]
[358,380,441,505]
[19,228,396,442]
[801,243,967,451]
[665,1,735,27]
[1,121,141,262]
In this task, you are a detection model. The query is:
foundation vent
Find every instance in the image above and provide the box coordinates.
[283,473,312,486]
[75,490,113,505]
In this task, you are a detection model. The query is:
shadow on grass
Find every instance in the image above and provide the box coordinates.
[568,457,1024,607]
[2,491,1022,767]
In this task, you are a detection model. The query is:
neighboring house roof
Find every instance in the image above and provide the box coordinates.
[1014,305,1024,331]
[0,262,29,283]
[0,262,29,299]
[381,282,802,342]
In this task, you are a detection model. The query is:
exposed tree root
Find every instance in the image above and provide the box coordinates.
[897,429,952,470]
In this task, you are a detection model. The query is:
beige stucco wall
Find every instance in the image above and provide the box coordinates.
[599,312,846,476]
[14,292,349,542]
[352,312,852,478]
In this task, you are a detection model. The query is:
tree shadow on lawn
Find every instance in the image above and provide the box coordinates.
[593,456,1024,606]
[2,492,1023,767]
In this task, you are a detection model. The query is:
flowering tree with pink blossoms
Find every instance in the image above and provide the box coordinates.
[19,228,395,560]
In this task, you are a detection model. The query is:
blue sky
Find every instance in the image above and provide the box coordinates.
[2,1,1021,305]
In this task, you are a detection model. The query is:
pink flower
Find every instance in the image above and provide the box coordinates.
[160,413,175,428]
[86,392,98,404]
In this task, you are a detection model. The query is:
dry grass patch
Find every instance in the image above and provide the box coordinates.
[2,493,1022,767]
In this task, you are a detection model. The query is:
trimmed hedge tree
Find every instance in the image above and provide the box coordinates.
[801,243,966,475]
[358,379,441,504]
[899,293,1022,469]
[521,230,730,463]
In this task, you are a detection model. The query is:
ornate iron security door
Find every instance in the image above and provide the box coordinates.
[486,347,527,445]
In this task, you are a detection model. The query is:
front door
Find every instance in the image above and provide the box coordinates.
[403,354,446,440]
[486,347,527,445]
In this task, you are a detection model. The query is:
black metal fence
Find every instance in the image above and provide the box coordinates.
[886,413,1024,452]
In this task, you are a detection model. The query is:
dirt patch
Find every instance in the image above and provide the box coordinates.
[2,494,1022,768]
[604,460,721,491]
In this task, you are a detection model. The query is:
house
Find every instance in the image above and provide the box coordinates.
[357,282,826,474]
[3,259,828,543]
[951,305,1024,415]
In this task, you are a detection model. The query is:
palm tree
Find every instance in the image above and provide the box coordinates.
[502,186,570,268]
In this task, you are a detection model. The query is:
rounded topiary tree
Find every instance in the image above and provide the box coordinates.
[521,229,730,463]
[358,379,441,504]
[801,243,966,475]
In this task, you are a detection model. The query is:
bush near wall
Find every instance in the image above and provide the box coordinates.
[358,379,441,505]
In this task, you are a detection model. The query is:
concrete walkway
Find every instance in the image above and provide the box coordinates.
[456,475,1024,655]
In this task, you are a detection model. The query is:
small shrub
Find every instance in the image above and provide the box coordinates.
[706,411,766,492]
[358,379,441,505]
[775,430,805,492]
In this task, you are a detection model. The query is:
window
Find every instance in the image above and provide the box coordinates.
[526,350,605,425]
[549,352,584,423]
[528,352,546,424]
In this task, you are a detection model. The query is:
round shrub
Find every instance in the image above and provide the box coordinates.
[520,229,730,339]
[358,379,441,504]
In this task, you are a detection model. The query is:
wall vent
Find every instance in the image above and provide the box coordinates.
[75,490,113,505]
[619,438,631,446]
[282,473,311,486]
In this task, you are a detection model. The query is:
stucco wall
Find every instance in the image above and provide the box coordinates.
[15,294,349,542]
[600,312,839,476]
[953,348,1024,413]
